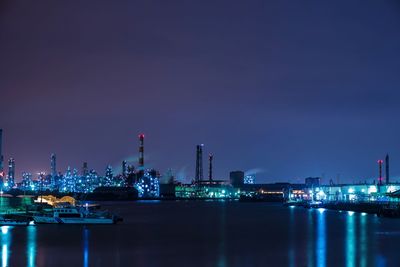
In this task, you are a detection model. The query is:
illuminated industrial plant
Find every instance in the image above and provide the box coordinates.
[134,134,160,198]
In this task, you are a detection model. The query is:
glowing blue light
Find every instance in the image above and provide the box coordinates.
[1,227,9,235]
[317,208,326,213]
[2,244,8,267]
[83,228,89,267]
[348,211,355,216]
[27,225,36,267]
[346,212,355,267]
[316,207,326,267]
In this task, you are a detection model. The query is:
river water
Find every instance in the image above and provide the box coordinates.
[1,201,400,267]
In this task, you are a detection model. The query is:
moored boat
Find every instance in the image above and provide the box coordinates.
[33,205,119,224]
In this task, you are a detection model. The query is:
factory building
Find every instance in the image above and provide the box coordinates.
[230,171,244,187]
[303,183,400,203]
[175,181,238,199]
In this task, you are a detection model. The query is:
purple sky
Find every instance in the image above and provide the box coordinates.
[1,0,400,183]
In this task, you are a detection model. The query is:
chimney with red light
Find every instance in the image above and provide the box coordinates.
[378,159,383,186]
[138,134,145,170]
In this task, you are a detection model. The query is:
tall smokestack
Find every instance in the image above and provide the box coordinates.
[378,159,383,186]
[386,154,390,184]
[122,160,127,177]
[50,153,57,189]
[51,154,57,177]
[0,129,3,172]
[82,162,88,176]
[0,129,4,185]
[195,144,204,183]
[138,134,145,170]
[208,154,213,182]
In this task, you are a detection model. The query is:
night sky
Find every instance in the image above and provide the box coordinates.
[1,0,400,183]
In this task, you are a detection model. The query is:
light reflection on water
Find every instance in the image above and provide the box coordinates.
[218,203,227,267]
[83,228,89,267]
[27,226,36,267]
[307,210,314,267]
[288,207,295,267]
[1,226,11,267]
[346,211,355,267]
[0,225,37,267]
[360,213,367,267]
[0,203,399,266]
[316,208,326,267]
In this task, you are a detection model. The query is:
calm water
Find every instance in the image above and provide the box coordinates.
[1,201,400,267]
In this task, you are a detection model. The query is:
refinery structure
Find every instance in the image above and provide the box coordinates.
[0,129,160,199]
[1,128,400,204]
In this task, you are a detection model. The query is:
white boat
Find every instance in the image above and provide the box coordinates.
[33,206,116,224]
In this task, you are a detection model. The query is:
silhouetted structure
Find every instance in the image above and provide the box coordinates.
[138,134,145,171]
[230,171,244,188]
[122,160,127,177]
[305,177,320,188]
[386,154,390,184]
[82,162,88,176]
[378,159,383,186]
[208,154,213,182]
[195,144,204,183]
[0,129,4,186]
[50,153,57,188]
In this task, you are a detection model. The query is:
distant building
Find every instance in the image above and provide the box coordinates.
[22,172,33,191]
[305,183,399,202]
[135,169,160,198]
[60,167,77,193]
[305,177,320,188]
[104,165,113,186]
[6,158,15,189]
[230,171,244,188]
[175,181,238,199]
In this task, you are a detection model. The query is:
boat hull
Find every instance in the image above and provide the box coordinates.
[33,216,115,224]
